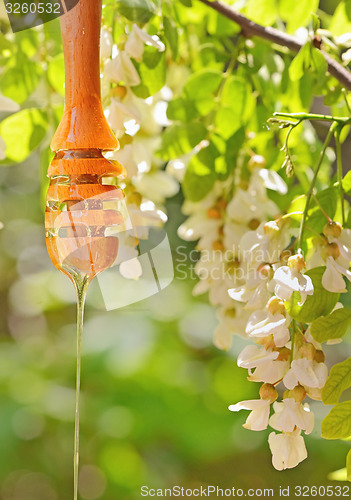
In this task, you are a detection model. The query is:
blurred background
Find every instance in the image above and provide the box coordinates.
[1,0,351,498]
[0,151,350,500]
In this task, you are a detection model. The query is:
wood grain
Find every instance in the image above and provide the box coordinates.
[51,0,118,151]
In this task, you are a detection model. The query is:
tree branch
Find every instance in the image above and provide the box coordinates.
[198,0,351,92]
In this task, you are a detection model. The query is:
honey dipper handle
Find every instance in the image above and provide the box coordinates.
[51,0,118,152]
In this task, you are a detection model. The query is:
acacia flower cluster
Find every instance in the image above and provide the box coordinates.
[227,216,351,469]
[177,150,350,470]
[100,23,178,278]
[178,156,286,351]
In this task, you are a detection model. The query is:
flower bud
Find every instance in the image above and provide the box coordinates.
[248,218,260,230]
[239,180,249,190]
[323,221,342,239]
[299,343,316,360]
[267,296,285,315]
[111,85,127,99]
[262,334,276,350]
[225,308,236,319]
[284,385,306,403]
[259,383,278,403]
[288,253,305,271]
[321,242,340,260]
[314,350,325,363]
[248,154,266,171]
[277,347,290,361]
[127,191,142,206]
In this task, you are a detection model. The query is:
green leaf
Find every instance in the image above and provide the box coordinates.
[132,46,166,98]
[311,308,351,344]
[163,16,178,59]
[207,9,240,36]
[321,401,351,440]
[347,450,351,482]
[116,0,157,23]
[286,267,340,323]
[184,69,222,115]
[245,0,278,26]
[279,0,319,33]
[1,59,42,104]
[159,123,207,159]
[289,44,311,82]
[224,127,245,179]
[48,53,65,96]
[310,47,328,87]
[322,357,351,405]
[306,187,338,234]
[167,96,198,122]
[343,171,351,195]
[0,109,48,163]
[215,77,249,139]
[183,149,217,201]
[329,0,351,36]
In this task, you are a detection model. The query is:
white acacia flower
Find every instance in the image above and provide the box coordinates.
[249,360,289,384]
[223,220,248,249]
[238,344,289,384]
[120,257,143,280]
[134,170,179,205]
[229,268,273,311]
[107,93,142,134]
[246,310,290,348]
[238,344,279,368]
[322,256,351,293]
[125,24,165,62]
[100,28,113,59]
[229,399,271,431]
[214,323,233,350]
[283,358,328,390]
[254,168,288,194]
[329,228,351,262]
[268,430,307,470]
[273,266,314,305]
[269,398,314,435]
[105,51,141,86]
[227,190,277,228]
[239,222,290,269]
[214,305,250,350]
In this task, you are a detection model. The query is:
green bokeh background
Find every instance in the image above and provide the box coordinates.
[0,151,350,499]
[1,0,351,498]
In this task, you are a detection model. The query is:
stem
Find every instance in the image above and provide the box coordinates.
[73,274,90,500]
[273,112,351,125]
[335,126,346,227]
[297,122,337,250]
[197,0,351,91]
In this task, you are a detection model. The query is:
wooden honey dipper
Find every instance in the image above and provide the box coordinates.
[45,0,125,284]
[44,2,126,497]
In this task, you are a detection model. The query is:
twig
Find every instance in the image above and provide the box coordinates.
[297,122,337,250]
[335,126,346,226]
[198,0,351,91]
